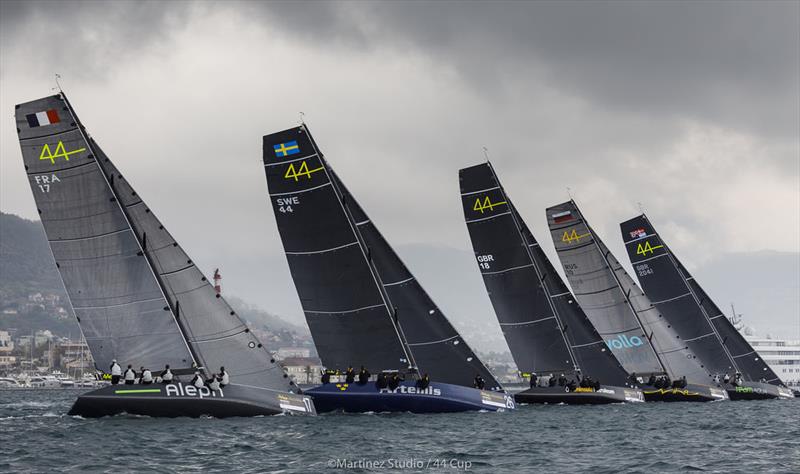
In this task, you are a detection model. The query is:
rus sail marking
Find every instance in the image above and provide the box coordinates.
[459,163,643,404]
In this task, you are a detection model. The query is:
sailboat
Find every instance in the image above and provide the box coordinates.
[262,125,515,413]
[546,201,728,402]
[459,163,644,404]
[15,93,315,417]
[620,214,794,400]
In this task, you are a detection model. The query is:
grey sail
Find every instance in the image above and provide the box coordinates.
[15,94,195,373]
[459,163,631,386]
[620,215,736,379]
[621,215,783,385]
[547,201,709,384]
[16,93,293,392]
[263,125,501,390]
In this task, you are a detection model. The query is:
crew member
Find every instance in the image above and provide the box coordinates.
[357,366,370,385]
[123,365,136,385]
[647,374,657,386]
[416,373,430,390]
[529,373,538,388]
[141,367,153,385]
[376,372,388,389]
[474,374,485,390]
[345,366,355,384]
[208,373,221,391]
[161,365,173,384]
[388,372,400,390]
[548,374,557,387]
[557,374,567,386]
[723,373,731,384]
[733,372,742,387]
[190,371,205,388]
[219,367,229,387]
[110,360,122,385]
[321,370,331,385]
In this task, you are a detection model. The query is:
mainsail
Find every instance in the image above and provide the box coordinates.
[547,201,709,384]
[263,125,500,390]
[459,163,630,386]
[620,214,782,385]
[16,93,292,392]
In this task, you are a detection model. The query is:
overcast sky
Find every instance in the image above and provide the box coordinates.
[1,1,798,341]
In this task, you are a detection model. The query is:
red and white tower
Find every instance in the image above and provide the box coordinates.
[213,268,222,295]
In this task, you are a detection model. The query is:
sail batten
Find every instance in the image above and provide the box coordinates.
[620,214,784,385]
[459,164,631,386]
[264,127,501,390]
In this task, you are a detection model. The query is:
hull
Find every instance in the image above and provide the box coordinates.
[642,383,728,402]
[68,383,316,418]
[725,382,795,401]
[514,385,645,405]
[306,380,515,413]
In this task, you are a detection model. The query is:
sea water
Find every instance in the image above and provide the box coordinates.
[1,389,798,473]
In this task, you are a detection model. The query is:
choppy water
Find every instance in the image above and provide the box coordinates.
[1,389,798,473]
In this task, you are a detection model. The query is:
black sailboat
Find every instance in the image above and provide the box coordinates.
[546,201,728,402]
[262,125,514,413]
[620,214,794,400]
[15,93,315,417]
[459,163,643,404]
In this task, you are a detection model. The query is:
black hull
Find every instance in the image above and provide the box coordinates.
[514,385,644,405]
[725,382,795,401]
[68,383,315,418]
[642,383,728,402]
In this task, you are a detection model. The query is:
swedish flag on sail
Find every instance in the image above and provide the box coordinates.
[274,141,300,157]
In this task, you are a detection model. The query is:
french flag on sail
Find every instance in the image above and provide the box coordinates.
[26,109,61,128]
[552,210,574,224]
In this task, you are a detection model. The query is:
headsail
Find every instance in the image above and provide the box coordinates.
[16,93,293,392]
[547,201,709,384]
[263,126,501,390]
[621,214,783,385]
[459,164,630,386]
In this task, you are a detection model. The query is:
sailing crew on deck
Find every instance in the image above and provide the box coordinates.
[473,374,485,390]
[557,374,567,386]
[357,366,370,385]
[345,366,355,384]
[376,372,387,389]
[141,368,153,385]
[161,365,173,383]
[416,373,430,390]
[110,360,122,385]
[208,373,221,391]
[733,372,743,386]
[219,367,229,387]
[548,374,557,387]
[190,371,205,388]
[529,373,538,388]
[723,373,731,384]
[388,372,401,390]
[321,370,331,384]
[647,374,657,386]
[124,365,136,385]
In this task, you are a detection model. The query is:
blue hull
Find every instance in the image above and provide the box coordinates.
[306,380,515,413]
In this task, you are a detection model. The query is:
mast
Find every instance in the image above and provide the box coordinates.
[304,131,418,374]
[486,162,579,374]
[59,92,201,372]
[576,201,667,376]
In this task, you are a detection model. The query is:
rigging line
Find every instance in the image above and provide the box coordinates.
[649,292,693,305]
[285,241,359,255]
[302,126,417,373]
[304,304,385,315]
[460,185,500,197]
[682,332,717,343]
[487,163,578,374]
[383,277,414,287]
[481,263,534,276]
[465,210,512,224]
[574,202,667,374]
[406,335,458,347]
[499,316,557,326]
[59,91,199,369]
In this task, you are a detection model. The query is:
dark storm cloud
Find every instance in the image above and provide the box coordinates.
[253,1,800,143]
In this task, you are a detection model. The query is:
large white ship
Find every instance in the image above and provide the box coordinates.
[731,311,800,390]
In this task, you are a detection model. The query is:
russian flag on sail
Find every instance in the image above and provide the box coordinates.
[26,109,61,128]
[552,210,574,224]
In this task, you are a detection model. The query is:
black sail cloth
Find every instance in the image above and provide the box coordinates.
[621,214,783,385]
[546,200,709,384]
[16,93,293,392]
[263,126,501,390]
[459,163,630,386]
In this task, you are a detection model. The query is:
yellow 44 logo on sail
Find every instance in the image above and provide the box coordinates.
[636,240,664,256]
[473,196,507,214]
[39,141,86,165]
[284,161,324,181]
[562,229,590,243]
